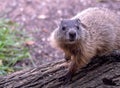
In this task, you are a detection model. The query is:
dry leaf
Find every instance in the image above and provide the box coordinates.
[42,28,49,33]
[25,41,35,46]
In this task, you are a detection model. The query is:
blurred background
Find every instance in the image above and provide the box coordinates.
[0,0,120,75]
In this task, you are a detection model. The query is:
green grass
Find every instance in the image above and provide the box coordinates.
[0,18,32,75]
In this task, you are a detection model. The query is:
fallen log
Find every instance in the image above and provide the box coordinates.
[0,53,120,88]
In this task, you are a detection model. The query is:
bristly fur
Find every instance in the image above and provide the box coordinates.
[49,7,120,78]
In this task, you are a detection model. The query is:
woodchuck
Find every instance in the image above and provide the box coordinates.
[49,7,120,82]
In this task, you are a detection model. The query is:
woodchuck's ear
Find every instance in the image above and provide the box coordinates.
[76,18,87,29]
[60,18,65,23]
[55,19,63,27]
[81,22,87,29]
[58,19,65,26]
[76,18,81,24]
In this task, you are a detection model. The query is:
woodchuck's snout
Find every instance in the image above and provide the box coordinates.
[68,29,76,42]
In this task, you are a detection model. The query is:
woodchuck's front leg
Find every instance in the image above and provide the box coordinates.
[64,59,77,82]
[60,54,90,83]
[59,58,77,83]
[64,53,71,62]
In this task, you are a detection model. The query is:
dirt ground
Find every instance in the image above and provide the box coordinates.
[0,0,120,67]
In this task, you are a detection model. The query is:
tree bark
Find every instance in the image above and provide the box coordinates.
[0,55,120,88]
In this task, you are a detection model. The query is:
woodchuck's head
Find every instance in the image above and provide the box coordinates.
[56,19,86,43]
[49,19,86,48]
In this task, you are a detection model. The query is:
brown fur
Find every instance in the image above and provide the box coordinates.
[49,7,120,80]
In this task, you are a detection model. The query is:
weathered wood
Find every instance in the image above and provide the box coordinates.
[0,54,120,88]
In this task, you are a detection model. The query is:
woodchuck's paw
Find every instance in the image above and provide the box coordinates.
[59,72,72,84]
[64,55,71,62]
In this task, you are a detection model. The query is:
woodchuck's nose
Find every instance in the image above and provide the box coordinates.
[69,32,76,40]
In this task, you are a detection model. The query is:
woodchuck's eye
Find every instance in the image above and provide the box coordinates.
[62,26,66,31]
[76,26,79,30]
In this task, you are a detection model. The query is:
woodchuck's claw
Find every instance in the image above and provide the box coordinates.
[64,56,71,62]
[59,72,72,84]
